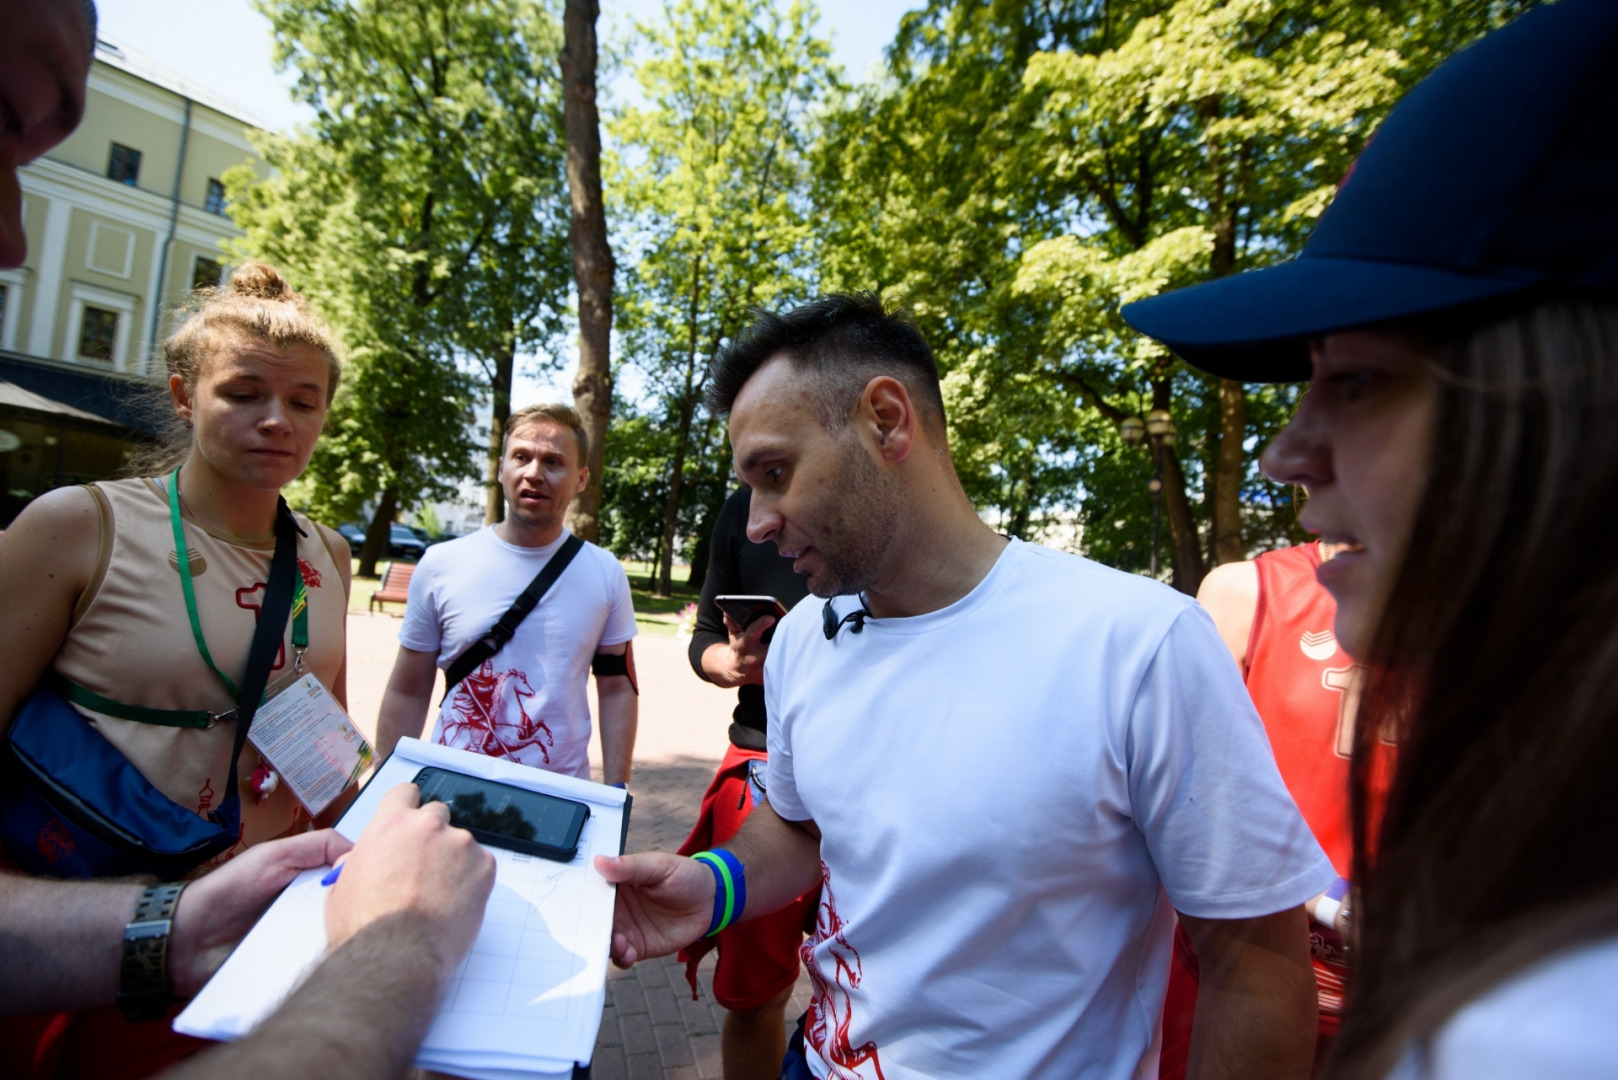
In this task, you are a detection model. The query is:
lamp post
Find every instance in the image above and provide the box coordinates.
[1119,409,1177,578]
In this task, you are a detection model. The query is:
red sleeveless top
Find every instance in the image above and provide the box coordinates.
[1163,543,1357,1068]
[1245,541,1357,876]
[1245,541,1358,1026]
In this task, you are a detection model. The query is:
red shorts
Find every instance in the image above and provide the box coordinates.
[678,744,818,1011]
[0,1006,208,1080]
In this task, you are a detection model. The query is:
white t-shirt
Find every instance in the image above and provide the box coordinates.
[1388,934,1618,1080]
[398,527,636,779]
[764,539,1335,1080]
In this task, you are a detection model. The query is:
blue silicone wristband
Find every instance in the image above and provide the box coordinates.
[691,849,746,937]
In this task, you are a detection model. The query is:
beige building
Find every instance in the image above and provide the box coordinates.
[0,37,270,525]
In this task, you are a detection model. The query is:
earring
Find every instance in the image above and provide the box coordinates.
[184,418,193,430]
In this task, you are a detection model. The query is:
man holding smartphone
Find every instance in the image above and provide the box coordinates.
[680,486,812,1080]
[598,295,1334,1080]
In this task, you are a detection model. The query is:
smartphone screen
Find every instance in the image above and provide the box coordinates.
[715,595,788,629]
[414,767,590,861]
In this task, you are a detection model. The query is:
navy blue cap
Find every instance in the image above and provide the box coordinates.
[1121,0,1618,382]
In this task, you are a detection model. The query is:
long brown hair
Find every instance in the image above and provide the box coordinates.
[1328,297,1618,1077]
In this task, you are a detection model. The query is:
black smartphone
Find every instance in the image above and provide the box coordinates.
[414,767,590,862]
[715,595,788,630]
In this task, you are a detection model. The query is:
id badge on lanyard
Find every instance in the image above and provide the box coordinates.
[169,469,371,816]
[248,671,374,817]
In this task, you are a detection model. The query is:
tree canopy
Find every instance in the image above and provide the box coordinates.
[805,0,1537,591]
[605,0,836,589]
[230,0,573,571]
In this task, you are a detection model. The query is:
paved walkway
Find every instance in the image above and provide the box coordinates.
[343,612,812,1079]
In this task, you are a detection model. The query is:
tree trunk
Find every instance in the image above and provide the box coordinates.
[647,530,664,592]
[1159,450,1204,595]
[561,0,614,544]
[1212,378,1246,564]
[1203,118,1246,567]
[686,491,723,594]
[358,487,399,578]
[1007,464,1034,539]
[1150,376,1203,595]
[484,338,514,526]
[656,398,697,597]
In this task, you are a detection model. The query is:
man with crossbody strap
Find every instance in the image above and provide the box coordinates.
[376,404,638,784]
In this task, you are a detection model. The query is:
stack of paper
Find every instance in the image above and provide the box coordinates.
[175,739,629,1079]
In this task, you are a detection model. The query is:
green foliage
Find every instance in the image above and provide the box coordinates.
[231,0,572,545]
[812,0,1537,579]
[604,0,837,587]
[597,408,671,560]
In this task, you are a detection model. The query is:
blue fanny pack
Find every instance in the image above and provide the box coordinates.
[0,683,245,878]
[0,493,302,879]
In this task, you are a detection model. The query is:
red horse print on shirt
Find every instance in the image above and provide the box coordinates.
[439,659,553,764]
[802,861,885,1079]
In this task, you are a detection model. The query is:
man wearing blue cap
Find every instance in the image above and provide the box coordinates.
[1124,0,1618,1073]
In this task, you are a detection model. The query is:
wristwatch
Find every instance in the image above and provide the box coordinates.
[117,882,186,1022]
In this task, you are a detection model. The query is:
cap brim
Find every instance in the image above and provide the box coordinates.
[1120,257,1538,382]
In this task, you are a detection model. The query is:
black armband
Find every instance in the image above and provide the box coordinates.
[592,645,639,694]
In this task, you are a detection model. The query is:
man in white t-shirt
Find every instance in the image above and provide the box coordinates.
[596,296,1336,1080]
[375,404,638,785]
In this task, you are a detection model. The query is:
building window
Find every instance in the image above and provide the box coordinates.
[107,143,142,186]
[0,286,7,343]
[204,178,228,216]
[78,306,119,363]
[192,256,224,293]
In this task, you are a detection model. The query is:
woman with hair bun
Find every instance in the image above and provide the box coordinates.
[2,261,355,833]
[0,261,354,1071]
[1,261,353,858]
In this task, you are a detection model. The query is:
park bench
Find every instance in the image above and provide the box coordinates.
[369,561,415,614]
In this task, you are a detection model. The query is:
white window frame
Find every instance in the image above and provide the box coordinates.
[86,221,136,279]
[65,282,137,371]
[0,267,26,352]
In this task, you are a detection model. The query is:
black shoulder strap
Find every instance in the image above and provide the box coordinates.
[442,534,586,696]
[215,498,304,823]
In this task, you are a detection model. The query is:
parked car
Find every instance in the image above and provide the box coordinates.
[388,524,427,559]
[336,523,365,555]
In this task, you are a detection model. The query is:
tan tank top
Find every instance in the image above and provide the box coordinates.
[53,476,348,857]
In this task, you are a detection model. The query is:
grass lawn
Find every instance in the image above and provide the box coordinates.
[347,555,700,637]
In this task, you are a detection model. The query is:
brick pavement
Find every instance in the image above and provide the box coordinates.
[343,613,812,1079]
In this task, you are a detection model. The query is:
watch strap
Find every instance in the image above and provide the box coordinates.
[117,882,185,1022]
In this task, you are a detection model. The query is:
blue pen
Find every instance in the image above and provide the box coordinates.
[320,863,343,887]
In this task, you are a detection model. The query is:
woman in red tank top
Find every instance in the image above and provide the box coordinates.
[1123,2,1618,1075]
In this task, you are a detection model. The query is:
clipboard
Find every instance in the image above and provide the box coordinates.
[175,739,630,1077]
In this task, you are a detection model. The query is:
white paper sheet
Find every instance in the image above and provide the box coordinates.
[174,739,626,1076]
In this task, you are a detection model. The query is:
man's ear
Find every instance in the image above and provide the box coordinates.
[169,374,193,425]
[574,465,590,494]
[861,376,915,462]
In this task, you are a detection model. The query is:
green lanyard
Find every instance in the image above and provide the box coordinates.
[169,468,308,701]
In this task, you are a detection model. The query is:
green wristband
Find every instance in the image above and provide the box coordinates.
[692,850,746,937]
